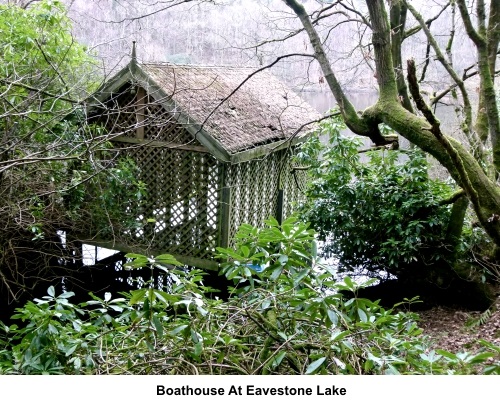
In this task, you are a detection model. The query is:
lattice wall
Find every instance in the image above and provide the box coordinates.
[91,82,306,264]
[281,148,308,220]
[224,149,307,242]
[93,84,221,260]
[114,142,221,259]
[224,151,281,241]
[142,95,202,146]
[97,86,136,137]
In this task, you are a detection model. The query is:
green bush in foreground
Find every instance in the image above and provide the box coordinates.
[296,116,455,278]
[0,218,499,375]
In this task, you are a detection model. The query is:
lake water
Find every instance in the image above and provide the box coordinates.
[301,90,464,135]
[301,91,378,113]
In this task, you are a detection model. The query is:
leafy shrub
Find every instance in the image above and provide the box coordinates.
[1,218,499,375]
[297,116,455,279]
[0,0,143,303]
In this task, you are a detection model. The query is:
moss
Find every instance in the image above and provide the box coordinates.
[445,196,469,256]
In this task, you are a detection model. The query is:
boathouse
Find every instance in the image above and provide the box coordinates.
[85,54,321,271]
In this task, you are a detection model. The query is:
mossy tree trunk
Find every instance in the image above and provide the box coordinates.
[283,0,500,250]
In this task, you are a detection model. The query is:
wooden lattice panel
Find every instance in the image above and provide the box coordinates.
[143,96,200,146]
[282,148,307,219]
[96,88,137,137]
[113,141,221,259]
[225,153,282,242]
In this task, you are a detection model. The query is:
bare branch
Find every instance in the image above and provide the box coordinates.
[403,1,451,39]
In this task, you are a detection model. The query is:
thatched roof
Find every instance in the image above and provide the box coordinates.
[91,60,322,162]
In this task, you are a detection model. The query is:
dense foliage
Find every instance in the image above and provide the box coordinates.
[0,1,145,303]
[0,218,498,375]
[297,116,456,279]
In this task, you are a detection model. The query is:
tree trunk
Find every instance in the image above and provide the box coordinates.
[445,196,469,258]
[283,0,500,250]
[389,0,413,113]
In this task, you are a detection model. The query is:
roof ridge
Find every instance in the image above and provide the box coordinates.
[140,62,257,70]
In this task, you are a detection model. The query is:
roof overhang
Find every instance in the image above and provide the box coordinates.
[87,61,317,164]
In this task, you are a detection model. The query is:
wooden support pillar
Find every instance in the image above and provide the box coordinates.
[136,86,146,140]
[219,164,232,248]
[219,185,232,248]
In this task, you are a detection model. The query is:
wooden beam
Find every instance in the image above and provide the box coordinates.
[276,188,284,225]
[229,131,313,164]
[218,163,232,248]
[111,136,210,153]
[136,86,146,140]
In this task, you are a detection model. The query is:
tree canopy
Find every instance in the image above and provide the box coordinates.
[0,0,144,307]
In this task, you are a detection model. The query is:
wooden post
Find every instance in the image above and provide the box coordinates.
[136,86,145,140]
[219,165,232,248]
[276,153,285,225]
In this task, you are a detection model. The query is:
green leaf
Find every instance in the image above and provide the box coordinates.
[152,315,164,339]
[435,349,457,360]
[129,289,147,305]
[47,286,55,297]
[271,351,286,368]
[277,331,288,341]
[65,345,78,357]
[58,291,75,299]
[124,259,149,269]
[357,308,367,323]
[125,253,148,259]
[74,357,81,370]
[261,299,271,310]
[331,330,349,342]
[468,352,495,364]
[170,324,189,336]
[194,342,203,357]
[240,245,250,257]
[196,305,208,317]
[343,277,354,290]
[270,266,283,280]
[155,254,182,266]
[305,357,326,374]
[153,290,178,305]
[47,323,58,335]
[327,309,338,326]
[294,269,309,286]
[191,329,200,344]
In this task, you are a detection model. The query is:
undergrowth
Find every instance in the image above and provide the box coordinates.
[0,218,499,375]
